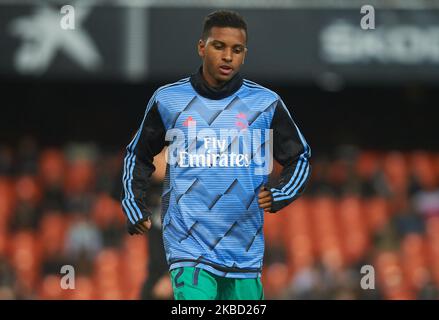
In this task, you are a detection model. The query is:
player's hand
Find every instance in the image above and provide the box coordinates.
[258,185,273,213]
[128,217,152,235]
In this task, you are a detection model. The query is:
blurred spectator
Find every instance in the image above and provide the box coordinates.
[15,137,39,175]
[413,188,439,219]
[0,256,16,299]
[0,146,14,176]
[391,197,425,239]
[417,276,439,300]
[9,200,41,231]
[64,213,103,275]
[39,149,66,211]
[1,140,438,300]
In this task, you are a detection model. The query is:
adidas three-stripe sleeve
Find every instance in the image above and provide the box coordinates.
[269,99,311,213]
[121,94,166,225]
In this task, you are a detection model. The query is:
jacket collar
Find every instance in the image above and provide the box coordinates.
[190,66,243,100]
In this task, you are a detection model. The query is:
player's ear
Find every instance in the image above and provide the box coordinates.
[242,47,248,65]
[197,39,205,58]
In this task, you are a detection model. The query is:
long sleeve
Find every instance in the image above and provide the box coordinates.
[121,93,166,225]
[269,98,311,213]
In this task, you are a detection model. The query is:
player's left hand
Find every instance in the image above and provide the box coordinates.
[258,185,273,213]
[127,217,152,235]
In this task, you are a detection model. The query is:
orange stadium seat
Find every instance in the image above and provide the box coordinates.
[355,151,380,179]
[281,199,310,244]
[264,210,284,246]
[38,149,65,185]
[120,236,148,294]
[39,212,67,258]
[9,231,42,293]
[94,249,123,299]
[64,159,96,195]
[338,196,369,263]
[382,152,409,194]
[262,262,289,299]
[38,275,65,300]
[400,234,428,291]
[91,193,120,227]
[401,233,426,259]
[67,276,96,300]
[0,177,16,225]
[282,199,314,274]
[0,227,7,255]
[409,151,437,188]
[375,251,414,299]
[364,197,389,233]
[310,197,341,262]
[14,175,41,205]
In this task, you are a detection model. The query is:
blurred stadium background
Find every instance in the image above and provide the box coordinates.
[1,0,439,300]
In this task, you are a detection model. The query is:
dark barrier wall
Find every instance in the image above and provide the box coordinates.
[1,4,439,84]
[2,80,438,152]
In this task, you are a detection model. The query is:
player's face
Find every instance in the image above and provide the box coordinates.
[198,27,247,88]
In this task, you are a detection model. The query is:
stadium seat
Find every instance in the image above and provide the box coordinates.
[409,151,436,189]
[39,149,65,185]
[39,212,67,258]
[38,275,65,300]
[364,197,389,233]
[375,251,413,299]
[355,151,380,179]
[0,178,15,225]
[262,262,289,299]
[14,175,41,205]
[0,227,7,255]
[282,199,310,244]
[9,231,42,292]
[67,276,95,300]
[64,159,96,195]
[91,193,119,227]
[401,233,426,260]
[264,210,284,246]
[382,152,408,194]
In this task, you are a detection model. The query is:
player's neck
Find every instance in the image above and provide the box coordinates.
[190,66,243,100]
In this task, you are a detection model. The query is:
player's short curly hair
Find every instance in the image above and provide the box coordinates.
[201,10,248,43]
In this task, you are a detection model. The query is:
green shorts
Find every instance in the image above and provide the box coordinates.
[170,267,264,300]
